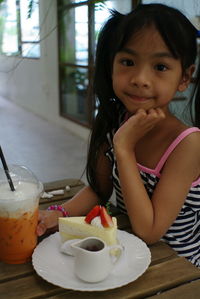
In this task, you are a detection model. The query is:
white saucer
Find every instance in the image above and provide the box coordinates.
[32,230,151,291]
[60,239,80,256]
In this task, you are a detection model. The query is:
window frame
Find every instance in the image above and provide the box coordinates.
[0,0,40,59]
[57,0,138,128]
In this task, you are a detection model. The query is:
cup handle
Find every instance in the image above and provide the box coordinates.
[109,244,124,264]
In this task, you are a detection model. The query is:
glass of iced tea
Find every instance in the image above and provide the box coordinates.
[0,165,43,264]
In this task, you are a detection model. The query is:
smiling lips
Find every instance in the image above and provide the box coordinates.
[126,93,153,102]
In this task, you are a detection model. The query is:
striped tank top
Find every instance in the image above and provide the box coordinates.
[106,126,200,267]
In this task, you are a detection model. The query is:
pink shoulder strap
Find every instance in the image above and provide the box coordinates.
[156,127,200,173]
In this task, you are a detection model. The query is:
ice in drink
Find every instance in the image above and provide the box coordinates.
[0,166,43,264]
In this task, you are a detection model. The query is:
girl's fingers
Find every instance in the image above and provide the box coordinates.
[133,108,165,122]
[153,107,165,118]
[157,108,166,119]
[37,210,60,236]
[149,107,165,117]
[37,221,47,236]
[146,108,165,123]
[114,107,166,147]
[37,211,48,236]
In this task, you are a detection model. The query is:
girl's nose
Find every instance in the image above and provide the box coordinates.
[130,69,150,88]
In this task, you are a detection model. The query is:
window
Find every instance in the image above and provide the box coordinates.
[20,0,40,58]
[58,0,136,127]
[0,0,40,58]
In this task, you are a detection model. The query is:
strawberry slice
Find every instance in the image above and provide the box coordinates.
[85,205,101,224]
[100,206,113,227]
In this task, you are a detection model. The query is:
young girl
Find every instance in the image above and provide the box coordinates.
[37,3,200,267]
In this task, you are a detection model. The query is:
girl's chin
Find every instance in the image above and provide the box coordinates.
[125,108,145,115]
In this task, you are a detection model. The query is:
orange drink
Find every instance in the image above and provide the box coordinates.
[0,208,39,264]
[0,166,43,264]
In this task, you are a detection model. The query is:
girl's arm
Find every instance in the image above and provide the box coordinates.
[62,142,113,216]
[37,143,113,236]
[114,109,200,244]
[37,185,99,236]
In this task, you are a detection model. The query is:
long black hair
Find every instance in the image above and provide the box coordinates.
[86,3,200,198]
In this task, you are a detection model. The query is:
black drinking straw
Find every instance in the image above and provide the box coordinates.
[0,146,15,191]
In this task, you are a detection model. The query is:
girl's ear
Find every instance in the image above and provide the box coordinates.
[178,64,195,92]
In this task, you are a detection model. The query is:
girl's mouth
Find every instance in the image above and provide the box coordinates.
[126,93,152,102]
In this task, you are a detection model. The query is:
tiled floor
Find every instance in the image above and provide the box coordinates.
[0,96,87,184]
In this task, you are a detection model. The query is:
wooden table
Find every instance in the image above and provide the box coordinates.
[1,178,200,299]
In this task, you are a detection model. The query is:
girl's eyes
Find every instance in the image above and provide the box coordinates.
[118,58,169,71]
[155,64,168,71]
[120,59,134,66]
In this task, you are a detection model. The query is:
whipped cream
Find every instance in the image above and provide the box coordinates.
[91,216,103,228]
[0,181,43,217]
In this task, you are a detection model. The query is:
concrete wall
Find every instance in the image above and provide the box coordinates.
[0,0,89,141]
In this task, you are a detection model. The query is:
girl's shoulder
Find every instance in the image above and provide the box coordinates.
[165,127,200,183]
[162,126,200,159]
[176,127,200,159]
[172,127,200,144]
[161,115,200,149]
[154,125,200,175]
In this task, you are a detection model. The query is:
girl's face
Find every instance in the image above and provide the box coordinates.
[112,25,193,115]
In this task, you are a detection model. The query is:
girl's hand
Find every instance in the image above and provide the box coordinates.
[37,209,62,236]
[113,108,165,151]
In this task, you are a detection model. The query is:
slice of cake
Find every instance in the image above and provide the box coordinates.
[59,205,117,245]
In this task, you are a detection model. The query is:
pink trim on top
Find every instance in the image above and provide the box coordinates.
[137,127,200,180]
[191,177,200,187]
[137,163,161,176]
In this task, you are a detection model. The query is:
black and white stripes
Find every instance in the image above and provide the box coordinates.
[105,130,200,268]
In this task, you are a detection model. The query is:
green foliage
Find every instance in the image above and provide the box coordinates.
[0,0,106,7]
[28,0,34,18]
[91,0,106,4]
[0,0,34,18]
[105,202,112,215]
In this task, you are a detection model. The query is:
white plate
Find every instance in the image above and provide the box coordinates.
[32,230,151,291]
